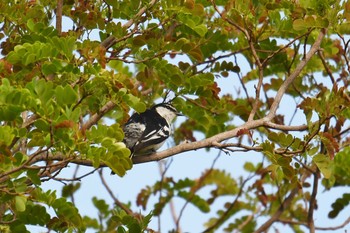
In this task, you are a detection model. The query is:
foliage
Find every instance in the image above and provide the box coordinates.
[0,0,350,232]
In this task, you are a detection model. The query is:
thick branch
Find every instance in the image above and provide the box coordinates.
[81,101,116,132]
[28,119,308,166]
[133,118,265,163]
[266,29,326,120]
[56,0,63,35]
[264,122,308,131]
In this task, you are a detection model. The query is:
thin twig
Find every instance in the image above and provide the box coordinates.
[277,216,350,231]
[176,150,222,231]
[253,173,308,233]
[202,174,255,233]
[210,0,264,121]
[337,33,350,73]
[315,216,350,231]
[307,168,319,233]
[0,147,49,180]
[98,169,133,215]
[318,50,335,84]
[100,0,158,49]
[157,160,179,233]
[262,31,313,67]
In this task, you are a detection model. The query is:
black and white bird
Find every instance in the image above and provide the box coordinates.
[123,103,182,157]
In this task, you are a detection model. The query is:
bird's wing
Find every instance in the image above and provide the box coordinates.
[123,112,145,152]
[133,111,171,154]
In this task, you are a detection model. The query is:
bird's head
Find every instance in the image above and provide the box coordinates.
[152,103,183,125]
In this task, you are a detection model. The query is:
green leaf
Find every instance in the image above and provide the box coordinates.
[52,198,85,230]
[92,197,109,214]
[243,162,256,172]
[24,53,36,65]
[117,227,127,233]
[15,196,27,212]
[188,47,203,61]
[193,24,208,37]
[178,191,210,212]
[42,63,58,76]
[128,223,141,233]
[175,38,190,51]
[62,183,81,198]
[100,143,132,176]
[34,119,50,132]
[293,19,308,31]
[328,193,350,218]
[338,22,350,34]
[27,170,41,185]
[55,85,79,106]
[0,126,15,147]
[26,19,36,32]
[124,94,146,113]
[313,154,333,179]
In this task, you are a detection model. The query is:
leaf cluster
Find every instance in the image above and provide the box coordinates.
[0,0,350,232]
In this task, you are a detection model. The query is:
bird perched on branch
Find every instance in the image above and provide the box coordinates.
[123,103,182,157]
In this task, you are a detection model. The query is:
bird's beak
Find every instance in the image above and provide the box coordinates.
[176,112,184,116]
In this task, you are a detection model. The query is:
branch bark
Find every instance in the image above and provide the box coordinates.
[56,0,63,35]
[266,29,326,119]
[81,101,116,132]
[308,168,320,233]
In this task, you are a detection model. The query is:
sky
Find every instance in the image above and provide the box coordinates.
[24,12,350,233]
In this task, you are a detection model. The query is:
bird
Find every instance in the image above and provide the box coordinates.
[123,102,182,157]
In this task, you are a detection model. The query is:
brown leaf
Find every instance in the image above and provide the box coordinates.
[55,120,75,129]
[209,82,221,100]
[320,132,339,160]
[236,128,252,140]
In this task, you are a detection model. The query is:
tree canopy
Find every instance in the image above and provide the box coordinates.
[0,0,350,232]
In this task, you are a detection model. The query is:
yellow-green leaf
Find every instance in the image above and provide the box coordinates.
[313,154,333,179]
[15,196,27,212]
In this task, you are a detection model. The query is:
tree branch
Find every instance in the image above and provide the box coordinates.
[98,169,133,215]
[263,122,308,131]
[318,50,335,84]
[210,0,263,121]
[56,0,63,35]
[81,101,116,132]
[133,118,265,163]
[27,118,307,167]
[315,216,350,231]
[253,172,309,233]
[308,168,319,233]
[278,216,350,231]
[202,174,254,233]
[266,29,326,120]
[100,0,158,49]
[254,187,299,233]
